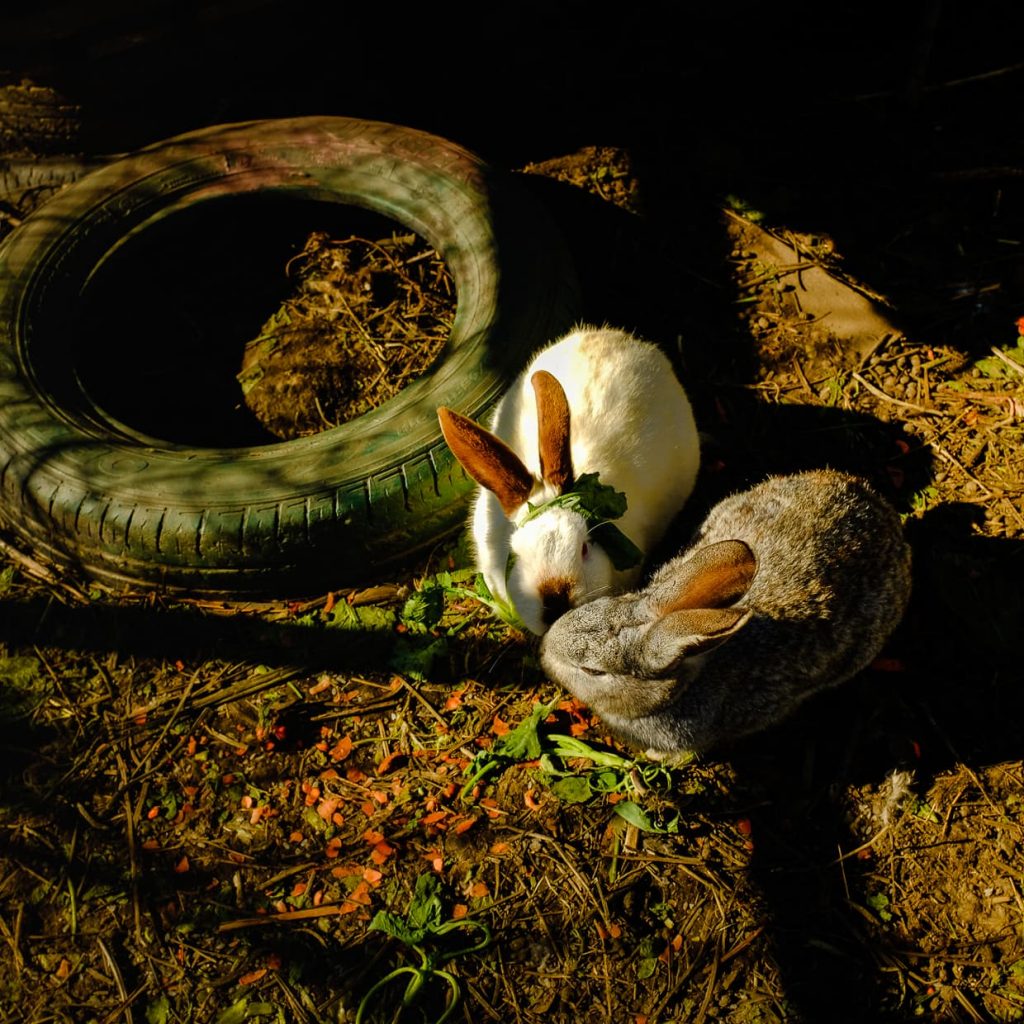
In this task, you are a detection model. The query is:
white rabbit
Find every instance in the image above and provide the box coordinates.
[437,324,700,634]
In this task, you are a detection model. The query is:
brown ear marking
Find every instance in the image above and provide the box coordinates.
[531,370,573,494]
[662,540,757,614]
[662,606,752,657]
[437,407,534,517]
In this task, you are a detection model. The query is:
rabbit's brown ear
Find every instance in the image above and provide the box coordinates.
[531,370,573,494]
[642,606,752,673]
[662,540,757,614]
[438,408,534,517]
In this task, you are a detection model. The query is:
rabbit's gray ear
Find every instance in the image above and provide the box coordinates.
[438,407,534,516]
[661,540,757,613]
[642,607,753,674]
[531,370,573,494]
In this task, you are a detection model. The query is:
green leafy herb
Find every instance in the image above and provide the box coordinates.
[360,873,490,1024]
[974,340,1024,379]
[461,698,560,797]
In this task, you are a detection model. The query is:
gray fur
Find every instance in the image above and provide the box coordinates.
[539,470,912,757]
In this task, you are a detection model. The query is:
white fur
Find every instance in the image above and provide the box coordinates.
[472,325,700,635]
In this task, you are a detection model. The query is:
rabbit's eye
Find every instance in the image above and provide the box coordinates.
[579,665,604,677]
[581,542,590,559]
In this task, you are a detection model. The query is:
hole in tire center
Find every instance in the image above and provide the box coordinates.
[75,194,455,447]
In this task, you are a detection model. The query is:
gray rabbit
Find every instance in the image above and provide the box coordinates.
[539,470,912,758]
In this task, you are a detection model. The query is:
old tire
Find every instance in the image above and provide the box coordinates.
[0,117,579,594]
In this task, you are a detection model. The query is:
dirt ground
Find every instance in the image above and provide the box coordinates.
[2,6,1024,1024]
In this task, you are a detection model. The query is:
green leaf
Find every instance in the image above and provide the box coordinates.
[368,873,444,947]
[549,776,594,803]
[145,995,170,1024]
[462,698,560,795]
[327,603,396,631]
[216,998,251,1024]
[0,566,14,594]
[571,472,628,520]
[613,801,680,834]
[492,699,559,762]
[406,872,444,936]
[866,891,892,922]
[367,909,423,947]
[974,341,1024,379]
[388,635,448,681]
[637,957,659,980]
[588,522,643,570]
[401,586,445,630]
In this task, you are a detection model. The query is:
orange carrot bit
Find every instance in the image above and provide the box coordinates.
[174,856,190,876]
[370,790,389,805]
[319,768,341,783]
[142,839,160,851]
[323,591,336,614]
[737,818,753,837]
[308,677,332,696]
[607,922,622,940]
[316,798,340,822]
[452,903,469,920]
[313,890,323,907]
[671,933,683,952]
[489,842,511,856]
[346,767,367,784]
[291,882,307,898]
[289,830,304,844]
[491,715,510,736]
[340,880,372,914]
[146,805,161,820]
[186,736,197,756]
[443,689,465,711]
[332,813,345,827]
[523,788,542,811]
[55,958,72,980]
[362,828,385,845]
[377,751,406,775]
[331,863,364,879]
[595,921,608,940]
[421,811,448,827]
[422,851,444,873]
[452,816,478,836]
[360,801,377,818]
[266,952,283,970]
[325,837,343,859]
[370,841,395,866]
[329,736,354,761]
[363,868,384,886]
[388,676,403,690]
[468,881,489,899]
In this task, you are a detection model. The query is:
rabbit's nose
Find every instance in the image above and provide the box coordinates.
[539,578,573,626]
